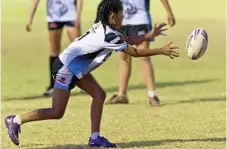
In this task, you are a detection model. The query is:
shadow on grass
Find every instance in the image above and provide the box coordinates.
[2,79,217,101]
[31,137,226,149]
[162,96,226,106]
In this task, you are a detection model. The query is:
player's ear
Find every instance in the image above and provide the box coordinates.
[109,12,116,24]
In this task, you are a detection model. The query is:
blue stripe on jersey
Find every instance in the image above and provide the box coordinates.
[145,0,155,41]
[114,42,127,52]
[145,0,151,27]
[68,55,93,77]
[145,0,154,42]
[145,0,150,11]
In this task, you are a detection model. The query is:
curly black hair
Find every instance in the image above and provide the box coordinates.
[95,0,129,62]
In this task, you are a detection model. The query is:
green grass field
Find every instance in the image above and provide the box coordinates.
[1,0,226,149]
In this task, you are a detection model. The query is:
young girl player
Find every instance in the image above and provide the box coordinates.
[6,0,179,148]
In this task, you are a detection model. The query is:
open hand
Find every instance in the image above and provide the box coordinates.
[161,41,179,59]
[26,23,32,32]
[167,13,176,27]
[145,22,168,39]
[74,18,81,29]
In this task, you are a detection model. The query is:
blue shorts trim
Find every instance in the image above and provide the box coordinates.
[54,82,69,90]
[52,57,78,90]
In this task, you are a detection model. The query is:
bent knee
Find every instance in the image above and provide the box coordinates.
[52,108,65,119]
[93,88,106,102]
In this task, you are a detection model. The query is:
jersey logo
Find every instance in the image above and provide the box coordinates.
[122,0,137,19]
[47,0,68,18]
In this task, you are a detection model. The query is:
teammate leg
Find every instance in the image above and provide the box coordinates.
[43,22,63,96]
[137,41,160,106]
[65,21,81,42]
[105,25,133,104]
[106,52,131,104]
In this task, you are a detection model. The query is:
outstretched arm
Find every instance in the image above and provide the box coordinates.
[122,41,179,59]
[26,0,41,32]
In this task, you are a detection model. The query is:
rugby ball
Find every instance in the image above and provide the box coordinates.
[186,28,208,60]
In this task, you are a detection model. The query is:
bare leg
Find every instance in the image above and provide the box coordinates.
[44,28,63,96]
[137,41,156,92]
[5,74,116,147]
[137,41,160,106]
[66,26,81,42]
[21,88,70,124]
[76,74,116,148]
[76,73,106,133]
[48,29,63,56]
[105,51,132,104]
[5,87,71,145]
[106,40,159,105]
[118,52,132,96]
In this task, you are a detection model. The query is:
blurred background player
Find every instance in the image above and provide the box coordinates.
[26,0,83,96]
[106,0,176,106]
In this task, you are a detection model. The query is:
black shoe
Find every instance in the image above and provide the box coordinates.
[43,86,54,96]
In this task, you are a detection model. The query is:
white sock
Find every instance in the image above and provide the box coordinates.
[91,132,100,139]
[13,115,22,125]
[148,90,156,98]
[118,92,126,96]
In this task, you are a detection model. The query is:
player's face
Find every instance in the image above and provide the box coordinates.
[116,11,124,27]
[115,11,123,27]
[110,11,123,28]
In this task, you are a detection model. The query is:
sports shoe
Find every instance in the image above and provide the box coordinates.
[88,136,116,148]
[149,96,161,107]
[105,94,129,104]
[5,115,21,146]
[43,86,54,96]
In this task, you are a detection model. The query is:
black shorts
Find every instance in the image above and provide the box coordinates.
[48,21,75,31]
[52,57,79,90]
[121,24,154,41]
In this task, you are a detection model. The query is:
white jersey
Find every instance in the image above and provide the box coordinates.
[46,0,76,22]
[121,0,151,25]
[59,22,127,79]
